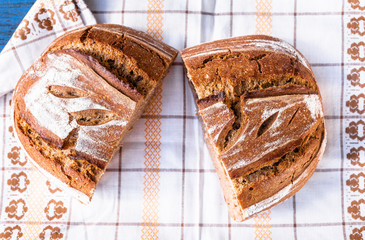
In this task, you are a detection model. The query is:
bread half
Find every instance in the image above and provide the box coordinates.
[181,35,326,221]
[13,24,178,203]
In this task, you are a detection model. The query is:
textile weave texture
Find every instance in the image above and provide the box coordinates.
[0,0,364,239]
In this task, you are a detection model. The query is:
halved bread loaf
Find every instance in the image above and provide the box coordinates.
[181,35,326,221]
[13,24,178,203]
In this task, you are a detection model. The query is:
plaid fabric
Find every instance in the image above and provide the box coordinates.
[0,0,364,239]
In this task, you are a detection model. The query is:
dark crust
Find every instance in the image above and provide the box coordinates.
[227,89,323,179]
[45,24,178,81]
[236,121,324,209]
[181,35,312,72]
[243,85,317,99]
[196,91,226,109]
[14,50,137,150]
[12,24,178,201]
[181,35,326,221]
[181,35,318,101]
[57,49,143,102]
[241,122,325,219]
[14,112,96,197]
[228,131,310,179]
[92,24,177,61]
[70,151,108,170]
[46,24,177,61]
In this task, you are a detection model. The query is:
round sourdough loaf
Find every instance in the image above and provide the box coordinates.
[181,35,326,221]
[12,24,177,203]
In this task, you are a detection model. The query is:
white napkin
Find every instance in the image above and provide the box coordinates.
[0,0,96,97]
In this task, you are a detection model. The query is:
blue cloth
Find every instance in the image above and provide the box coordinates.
[0,0,35,51]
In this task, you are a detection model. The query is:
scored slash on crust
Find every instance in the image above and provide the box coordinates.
[181,35,326,221]
[12,24,178,202]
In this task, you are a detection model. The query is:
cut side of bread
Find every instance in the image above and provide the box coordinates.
[181,35,326,221]
[13,24,178,203]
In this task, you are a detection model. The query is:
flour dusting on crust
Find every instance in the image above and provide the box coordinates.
[24,52,134,162]
[199,101,234,146]
[222,94,322,172]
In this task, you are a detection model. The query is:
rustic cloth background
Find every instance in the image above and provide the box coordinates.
[0,0,364,239]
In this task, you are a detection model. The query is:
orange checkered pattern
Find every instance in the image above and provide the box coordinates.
[22,169,47,239]
[141,0,164,239]
[255,0,272,35]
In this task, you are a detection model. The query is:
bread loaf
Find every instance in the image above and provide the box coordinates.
[181,35,326,221]
[13,24,178,203]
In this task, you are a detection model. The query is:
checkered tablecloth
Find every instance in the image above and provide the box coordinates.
[0,0,364,239]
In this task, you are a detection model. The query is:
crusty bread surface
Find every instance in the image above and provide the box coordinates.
[13,24,178,202]
[181,35,326,221]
